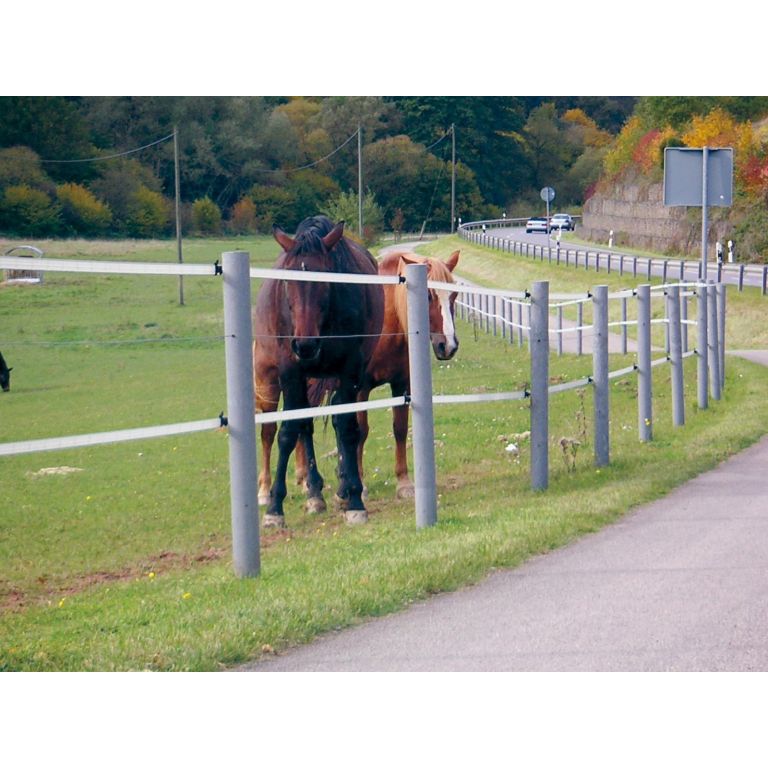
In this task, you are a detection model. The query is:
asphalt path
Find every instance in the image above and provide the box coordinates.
[240,349,768,672]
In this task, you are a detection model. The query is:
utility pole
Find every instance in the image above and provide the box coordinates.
[174,126,184,306]
[357,122,363,239]
[451,123,456,234]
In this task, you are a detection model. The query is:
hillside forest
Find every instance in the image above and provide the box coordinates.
[0,96,767,260]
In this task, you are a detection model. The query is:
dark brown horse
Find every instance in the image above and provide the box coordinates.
[356,249,460,498]
[252,216,384,527]
[258,248,460,506]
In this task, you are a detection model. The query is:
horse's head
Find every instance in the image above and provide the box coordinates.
[0,351,12,392]
[399,251,460,361]
[273,217,345,363]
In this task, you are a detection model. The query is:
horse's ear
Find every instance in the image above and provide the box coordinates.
[398,253,422,266]
[273,225,295,252]
[445,250,460,272]
[322,221,345,251]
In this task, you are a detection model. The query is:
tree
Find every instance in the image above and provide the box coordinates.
[323,189,384,246]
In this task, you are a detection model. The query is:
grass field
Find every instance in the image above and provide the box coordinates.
[1,234,767,671]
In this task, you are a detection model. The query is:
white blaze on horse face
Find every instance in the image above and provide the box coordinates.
[437,290,458,355]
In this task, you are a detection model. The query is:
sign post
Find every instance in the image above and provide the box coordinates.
[663,147,733,281]
[540,186,555,236]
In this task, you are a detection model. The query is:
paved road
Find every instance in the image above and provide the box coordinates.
[241,351,768,672]
[489,225,766,291]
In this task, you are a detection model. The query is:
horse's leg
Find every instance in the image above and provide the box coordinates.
[391,380,415,499]
[332,387,367,524]
[264,418,303,528]
[300,421,326,515]
[294,437,308,490]
[356,385,372,501]
[255,367,280,508]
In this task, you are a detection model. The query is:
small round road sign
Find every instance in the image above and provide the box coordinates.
[540,186,556,203]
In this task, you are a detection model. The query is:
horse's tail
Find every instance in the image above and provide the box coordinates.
[307,377,338,408]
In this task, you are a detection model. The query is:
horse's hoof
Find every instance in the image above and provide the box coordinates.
[345,509,368,525]
[361,486,369,501]
[262,513,286,529]
[258,494,271,507]
[305,496,327,515]
[334,494,349,511]
[396,482,416,500]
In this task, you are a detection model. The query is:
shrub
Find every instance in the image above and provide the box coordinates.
[56,182,112,235]
[0,184,61,236]
[191,196,222,235]
[249,185,298,232]
[125,186,171,237]
[228,196,257,234]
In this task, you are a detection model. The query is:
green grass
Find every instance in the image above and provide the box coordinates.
[1,236,768,671]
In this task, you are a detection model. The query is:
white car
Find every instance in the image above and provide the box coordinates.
[550,213,574,232]
[526,216,548,234]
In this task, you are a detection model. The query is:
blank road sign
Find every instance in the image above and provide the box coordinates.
[663,147,733,207]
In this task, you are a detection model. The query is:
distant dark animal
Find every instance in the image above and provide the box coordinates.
[252,216,384,527]
[0,351,12,392]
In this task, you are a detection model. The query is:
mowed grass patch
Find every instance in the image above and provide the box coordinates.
[1,236,768,670]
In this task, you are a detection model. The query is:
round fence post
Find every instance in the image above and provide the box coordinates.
[697,282,709,410]
[405,262,438,529]
[668,285,685,427]
[592,285,610,467]
[708,282,721,401]
[621,295,628,355]
[717,282,726,389]
[576,301,583,357]
[517,301,524,347]
[530,281,549,491]
[637,284,653,442]
[222,250,260,578]
[682,288,689,353]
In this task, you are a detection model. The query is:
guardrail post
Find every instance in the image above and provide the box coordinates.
[637,284,653,442]
[668,285,685,427]
[697,283,709,410]
[405,262,438,528]
[738,264,745,291]
[708,283,721,401]
[592,285,610,467]
[530,281,549,491]
[222,251,260,578]
[717,283,726,389]
[762,265,767,296]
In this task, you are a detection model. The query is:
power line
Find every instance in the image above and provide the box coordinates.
[40,133,175,163]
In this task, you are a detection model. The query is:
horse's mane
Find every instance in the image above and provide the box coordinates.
[289,215,367,273]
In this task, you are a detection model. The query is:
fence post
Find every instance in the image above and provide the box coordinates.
[708,283,721,401]
[517,301,524,347]
[682,288,689,353]
[637,284,653,442]
[717,282,726,389]
[222,250,260,578]
[668,285,685,427]
[405,262,438,529]
[621,295,628,355]
[697,282,709,410]
[576,301,583,357]
[592,285,610,467]
[557,305,563,356]
[530,281,549,491]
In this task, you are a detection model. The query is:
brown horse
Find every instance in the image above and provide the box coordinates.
[356,249,460,498]
[259,248,460,506]
[252,215,384,527]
